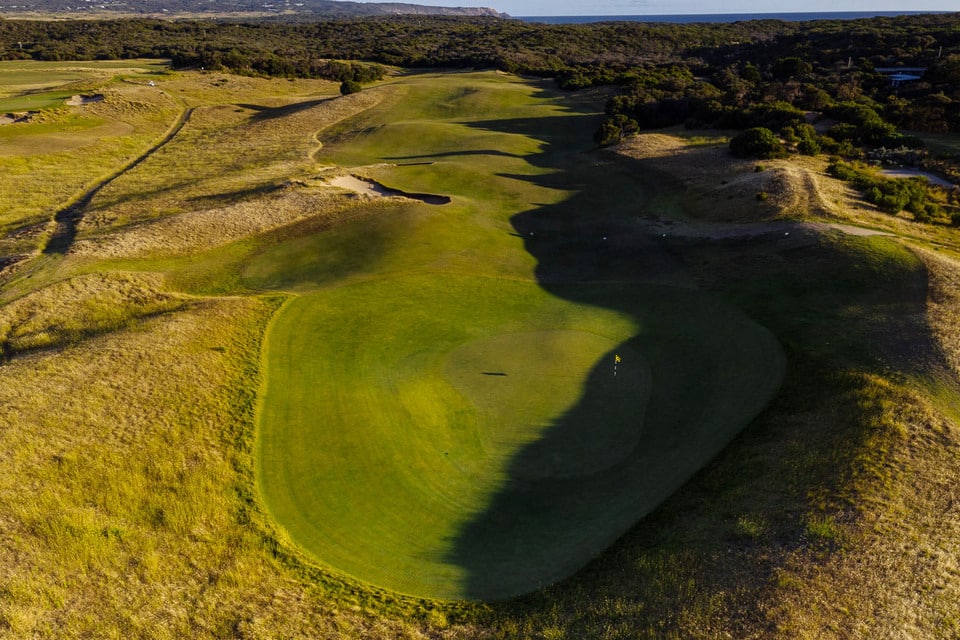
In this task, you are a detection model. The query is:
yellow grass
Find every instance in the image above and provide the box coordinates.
[0,83,179,255]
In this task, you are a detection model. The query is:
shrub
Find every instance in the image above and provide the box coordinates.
[340,79,362,95]
[797,137,821,156]
[730,127,786,159]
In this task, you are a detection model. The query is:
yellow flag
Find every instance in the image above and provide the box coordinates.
[615,354,621,364]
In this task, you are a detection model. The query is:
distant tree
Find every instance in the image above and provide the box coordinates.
[740,62,761,83]
[729,127,786,159]
[340,79,362,95]
[771,56,812,80]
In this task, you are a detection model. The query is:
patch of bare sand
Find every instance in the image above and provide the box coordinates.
[328,174,391,197]
[65,94,105,107]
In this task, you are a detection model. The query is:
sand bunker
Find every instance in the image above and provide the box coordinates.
[329,174,450,205]
[66,94,105,106]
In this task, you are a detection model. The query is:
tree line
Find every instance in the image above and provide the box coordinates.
[2,13,958,152]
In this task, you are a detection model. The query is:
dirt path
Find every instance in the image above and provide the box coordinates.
[43,105,194,255]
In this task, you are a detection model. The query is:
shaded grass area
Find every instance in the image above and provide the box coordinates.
[467,180,960,637]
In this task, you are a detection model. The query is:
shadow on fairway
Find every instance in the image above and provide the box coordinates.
[442,109,959,603]
[238,97,334,121]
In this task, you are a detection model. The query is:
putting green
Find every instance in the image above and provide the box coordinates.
[445,330,650,479]
[254,72,785,600]
[257,276,783,600]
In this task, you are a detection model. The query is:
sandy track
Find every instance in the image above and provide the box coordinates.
[43,104,194,255]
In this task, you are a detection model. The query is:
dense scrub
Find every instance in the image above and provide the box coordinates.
[1,14,959,102]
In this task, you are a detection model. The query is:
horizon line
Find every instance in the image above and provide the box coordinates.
[513,10,954,17]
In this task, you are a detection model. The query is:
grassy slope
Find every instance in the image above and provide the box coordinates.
[0,64,958,638]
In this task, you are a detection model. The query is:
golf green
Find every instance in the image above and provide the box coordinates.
[254,72,785,600]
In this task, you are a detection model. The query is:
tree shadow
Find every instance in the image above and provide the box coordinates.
[440,108,959,610]
[383,149,525,160]
[237,97,335,122]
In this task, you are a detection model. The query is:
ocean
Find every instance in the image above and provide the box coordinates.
[517,11,951,24]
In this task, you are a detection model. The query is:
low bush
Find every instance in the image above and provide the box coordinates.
[730,127,786,159]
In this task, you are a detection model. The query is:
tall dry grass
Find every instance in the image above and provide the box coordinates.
[74,88,385,259]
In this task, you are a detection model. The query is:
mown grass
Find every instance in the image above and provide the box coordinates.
[2,66,960,639]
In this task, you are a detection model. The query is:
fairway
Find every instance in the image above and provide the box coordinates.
[255,72,786,600]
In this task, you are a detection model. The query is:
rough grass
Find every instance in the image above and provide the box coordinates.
[72,86,381,258]
[0,292,440,638]
[0,271,185,359]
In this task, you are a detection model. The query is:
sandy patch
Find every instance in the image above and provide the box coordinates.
[65,93,105,106]
[820,222,893,237]
[327,173,451,205]
[329,174,391,197]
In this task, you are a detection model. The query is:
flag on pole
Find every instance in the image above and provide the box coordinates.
[615,354,621,364]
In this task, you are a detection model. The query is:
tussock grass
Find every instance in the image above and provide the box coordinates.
[0,293,440,638]
[72,88,384,259]
[0,272,185,359]
[77,88,380,233]
[74,183,369,260]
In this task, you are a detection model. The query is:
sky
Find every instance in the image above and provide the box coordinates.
[368,0,958,17]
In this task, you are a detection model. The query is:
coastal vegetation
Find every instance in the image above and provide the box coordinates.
[2,11,960,639]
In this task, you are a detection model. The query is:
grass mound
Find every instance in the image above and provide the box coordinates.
[0,272,185,359]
